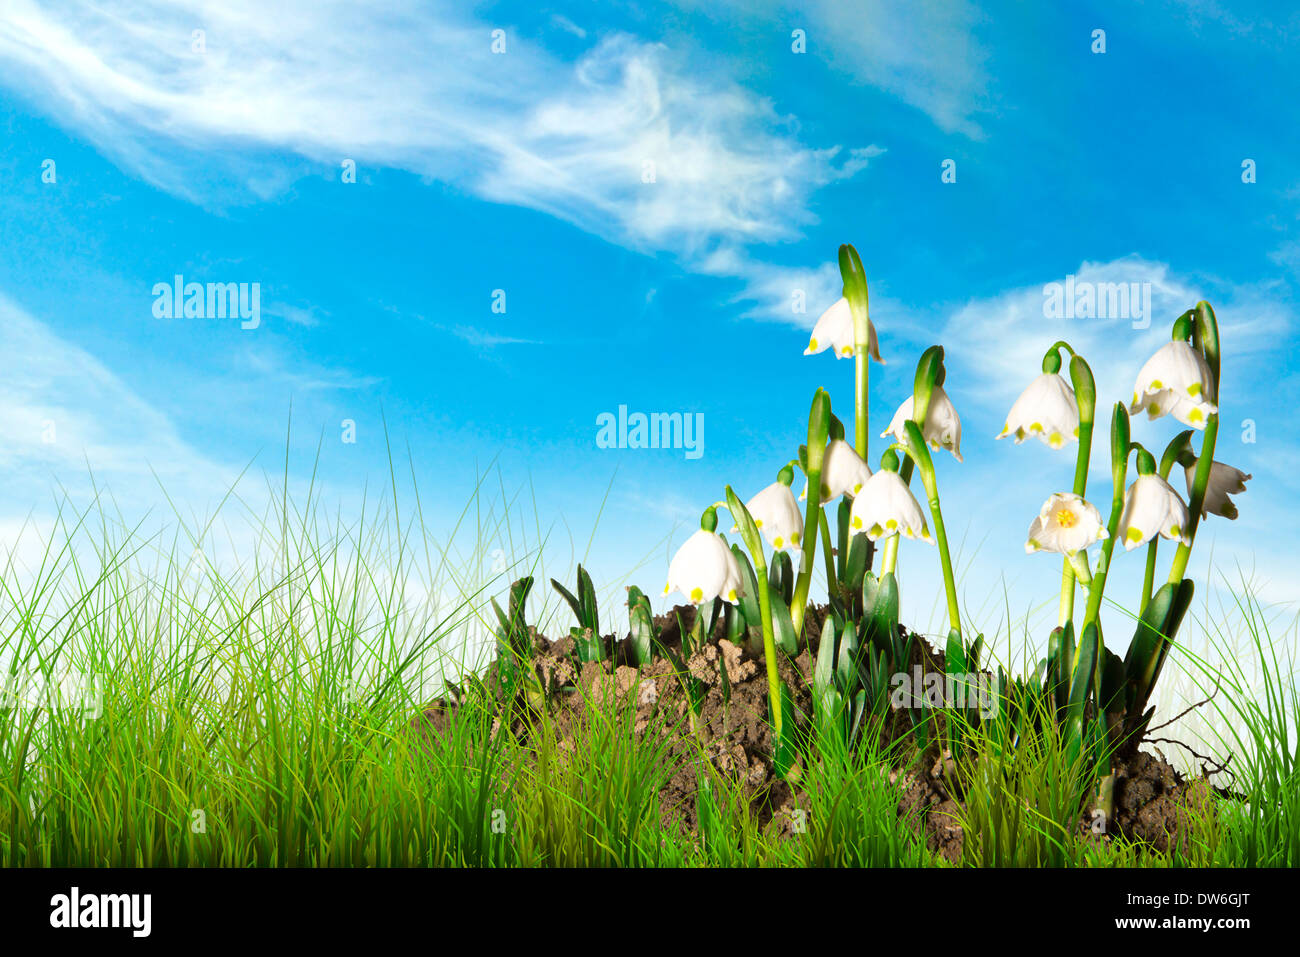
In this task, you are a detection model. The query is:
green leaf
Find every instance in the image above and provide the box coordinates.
[849,688,869,745]
[835,614,860,690]
[862,571,900,661]
[814,616,837,696]
[1124,578,1195,727]
[945,627,967,676]
[1124,580,1177,706]
[844,531,870,595]
[717,643,732,708]
[576,564,599,633]
[1068,622,1098,722]
[1099,648,1125,717]
[491,596,511,638]
[574,625,604,663]
[723,603,745,645]
[768,589,798,656]
[1064,621,1098,760]
[768,550,795,606]
[1047,622,1075,715]
[626,586,655,667]
[730,545,762,640]
[551,578,582,622]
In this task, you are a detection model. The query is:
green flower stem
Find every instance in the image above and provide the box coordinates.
[1083,404,1131,631]
[1143,431,1191,612]
[724,486,782,743]
[903,421,961,637]
[1140,540,1158,615]
[879,347,944,577]
[791,389,831,637]
[840,244,871,464]
[881,533,900,575]
[1168,301,1221,585]
[1067,550,1093,586]
[1057,348,1096,629]
[1167,414,1218,584]
[1057,562,1076,627]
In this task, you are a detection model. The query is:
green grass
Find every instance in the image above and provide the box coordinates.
[0,469,1294,867]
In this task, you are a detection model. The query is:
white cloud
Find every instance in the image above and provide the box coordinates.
[0,1,874,268]
[934,257,1291,426]
[0,1,892,340]
[550,14,588,41]
[0,291,223,490]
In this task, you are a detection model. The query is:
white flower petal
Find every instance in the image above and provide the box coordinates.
[666,529,744,604]
[1025,492,1106,554]
[1184,458,1251,520]
[882,384,963,462]
[998,373,1079,449]
[745,482,804,550]
[1119,474,1190,550]
[819,440,873,503]
[848,471,932,543]
[1129,341,1217,430]
[804,297,885,363]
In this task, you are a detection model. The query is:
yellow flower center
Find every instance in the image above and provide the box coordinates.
[1055,508,1077,528]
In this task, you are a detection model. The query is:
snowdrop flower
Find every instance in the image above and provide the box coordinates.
[1118,474,1191,550]
[665,528,745,605]
[996,373,1079,449]
[1183,457,1251,520]
[803,297,884,363]
[882,384,964,462]
[849,470,933,543]
[1025,493,1108,555]
[801,439,873,504]
[741,479,803,550]
[1129,341,1218,429]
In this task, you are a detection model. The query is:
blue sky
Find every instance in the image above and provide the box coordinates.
[0,0,1297,653]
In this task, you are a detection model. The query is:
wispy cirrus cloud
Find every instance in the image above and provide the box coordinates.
[0,290,229,507]
[0,0,879,298]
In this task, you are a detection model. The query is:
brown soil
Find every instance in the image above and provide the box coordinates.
[414,603,1212,864]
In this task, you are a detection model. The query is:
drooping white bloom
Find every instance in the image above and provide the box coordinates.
[882,384,964,462]
[803,297,884,363]
[996,373,1079,449]
[802,439,874,504]
[1025,493,1108,554]
[664,529,745,605]
[1118,474,1191,550]
[1183,457,1251,520]
[848,470,933,543]
[742,481,804,550]
[1129,341,1218,429]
